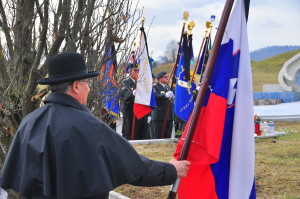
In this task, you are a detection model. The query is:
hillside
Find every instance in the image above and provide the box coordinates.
[153,49,300,92]
[250,45,300,61]
[251,49,300,91]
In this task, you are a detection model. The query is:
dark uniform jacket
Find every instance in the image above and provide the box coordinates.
[119,77,136,115]
[0,93,177,199]
[151,83,173,121]
[150,83,174,138]
[119,78,148,140]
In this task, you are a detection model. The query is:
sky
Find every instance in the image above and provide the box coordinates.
[133,0,300,60]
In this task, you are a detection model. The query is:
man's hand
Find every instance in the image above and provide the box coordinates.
[169,159,190,178]
[133,89,136,96]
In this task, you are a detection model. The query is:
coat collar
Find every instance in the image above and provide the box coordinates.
[44,93,90,112]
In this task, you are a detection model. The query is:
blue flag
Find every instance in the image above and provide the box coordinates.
[174,34,196,122]
[196,35,211,75]
[102,45,119,119]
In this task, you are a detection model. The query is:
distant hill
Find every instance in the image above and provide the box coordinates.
[155,49,300,92]
[250,45,300,61]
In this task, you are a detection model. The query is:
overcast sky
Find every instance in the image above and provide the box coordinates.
[133,0,300,60]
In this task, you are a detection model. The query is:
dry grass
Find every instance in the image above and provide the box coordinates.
[114,122,300,199]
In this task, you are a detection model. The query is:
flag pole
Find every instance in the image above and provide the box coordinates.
[191,17,215,82]
[168,11,189,84]
[199,19,215,83]
[131,7,146,140]
[167,0,235,198]
[191,27,208,81]
[160,11,189,138]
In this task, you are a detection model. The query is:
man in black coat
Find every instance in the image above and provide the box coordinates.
[0,52,190,199]
[151,71,174,139]
[119,64,148,140]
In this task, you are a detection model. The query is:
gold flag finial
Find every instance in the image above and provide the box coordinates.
[187,20,195,34]
[141,7,146,27]
[183,11,189,22]
[206,21,211,29]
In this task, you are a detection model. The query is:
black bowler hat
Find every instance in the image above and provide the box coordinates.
[37,52,100,85]
[155,71,167,79]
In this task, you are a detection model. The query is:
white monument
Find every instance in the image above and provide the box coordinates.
[278,52,300,92]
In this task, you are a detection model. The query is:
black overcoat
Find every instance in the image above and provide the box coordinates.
[0,93,176,199]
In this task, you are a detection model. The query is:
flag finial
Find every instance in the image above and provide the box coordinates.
[183,11,189,23]
[187,20,195,34]
[141,7,146,27]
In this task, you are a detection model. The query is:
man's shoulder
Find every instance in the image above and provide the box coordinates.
[123,77,133,84]
[154,83,164,91]
[154,83,161,89]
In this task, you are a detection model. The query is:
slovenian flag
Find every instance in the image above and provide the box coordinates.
[133,27,156,119]
[174,0,256,198]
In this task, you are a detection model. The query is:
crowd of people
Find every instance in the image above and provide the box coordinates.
[119,63,186,140]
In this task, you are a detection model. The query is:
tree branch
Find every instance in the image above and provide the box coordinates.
[0,0,14,58]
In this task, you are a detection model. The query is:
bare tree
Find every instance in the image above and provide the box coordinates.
[0,0,143,187]
[164,39,178,63]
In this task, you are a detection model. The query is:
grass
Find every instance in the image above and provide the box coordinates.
[255,122,300,199]
[115,122,300,198]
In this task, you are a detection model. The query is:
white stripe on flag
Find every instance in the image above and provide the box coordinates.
[226,0,255,198]
[135,31,152,106]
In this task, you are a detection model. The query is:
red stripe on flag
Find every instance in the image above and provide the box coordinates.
[175,93,227,165]
[133,103,152,119]
[175,93,227,198]
[178,165,218,199]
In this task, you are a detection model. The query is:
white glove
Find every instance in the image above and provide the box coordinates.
[196,86,200,91]
[133,89,136,96]
[165,91,173,98]
[147,116,151,124]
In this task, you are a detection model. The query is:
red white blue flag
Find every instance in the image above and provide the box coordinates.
[133,27,156,119]
[174,0,255,198]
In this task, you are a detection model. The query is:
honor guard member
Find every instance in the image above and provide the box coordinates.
[0,52,190,199]
[119,63,148,140]
[151,71,174,139]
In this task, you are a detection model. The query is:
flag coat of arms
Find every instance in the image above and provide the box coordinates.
[174,34,196,122]
[174,0,256,198]
[133,28,156,119]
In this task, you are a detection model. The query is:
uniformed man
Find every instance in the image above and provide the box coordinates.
[151,71,174,139]
[119,64,148,140]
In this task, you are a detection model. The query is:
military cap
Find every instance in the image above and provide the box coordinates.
[155,71,167,79]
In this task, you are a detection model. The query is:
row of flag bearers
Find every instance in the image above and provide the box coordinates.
[103,0,256,198]
[107,29,201,141]
[119,66,174,140]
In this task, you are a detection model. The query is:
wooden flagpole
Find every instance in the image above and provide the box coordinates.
[160,11,189,138]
